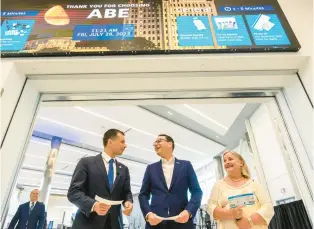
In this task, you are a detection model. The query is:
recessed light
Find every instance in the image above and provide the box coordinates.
[216,135,220,138]
[167,111,173,115]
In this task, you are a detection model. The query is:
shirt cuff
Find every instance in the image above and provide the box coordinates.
[91,202,97,213]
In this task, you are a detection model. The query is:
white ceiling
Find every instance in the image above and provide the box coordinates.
[166,103,246,135]
[17,103,246,196]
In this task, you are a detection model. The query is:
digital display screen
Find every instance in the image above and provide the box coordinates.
[0,0,301,57]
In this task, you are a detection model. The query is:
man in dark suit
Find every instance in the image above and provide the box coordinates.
[8,189,45,229]
[67,129,133,229]
[139,134,203,229]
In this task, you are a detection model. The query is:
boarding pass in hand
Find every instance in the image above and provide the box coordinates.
[228,193,255,208]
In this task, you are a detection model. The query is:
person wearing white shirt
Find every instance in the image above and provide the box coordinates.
[139,134,203,229]
[68,129,133,229]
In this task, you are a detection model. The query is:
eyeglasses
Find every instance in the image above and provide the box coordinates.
[153,139,168,145]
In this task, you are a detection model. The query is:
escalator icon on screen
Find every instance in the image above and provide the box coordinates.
[193,17,207,30]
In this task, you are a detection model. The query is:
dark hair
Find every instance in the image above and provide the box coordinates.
[103,129,124,146]
[158,134,175,150]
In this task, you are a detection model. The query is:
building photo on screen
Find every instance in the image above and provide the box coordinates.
[0,0,300,57]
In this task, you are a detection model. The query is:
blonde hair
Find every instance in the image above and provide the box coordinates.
[223,151,251,179]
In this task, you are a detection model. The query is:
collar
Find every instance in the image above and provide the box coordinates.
[30,201,37,206]
[162,156,175,165]
[102,152,115,163]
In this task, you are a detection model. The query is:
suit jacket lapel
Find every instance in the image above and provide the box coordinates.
[111,161,122,193]
[94,154,110,192]
[157,160,168,190]
[169,158,181,191]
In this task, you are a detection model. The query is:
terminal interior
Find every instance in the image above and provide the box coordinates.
[3,98,311,229]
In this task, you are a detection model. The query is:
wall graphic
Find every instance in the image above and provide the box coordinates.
[0,0,300,57]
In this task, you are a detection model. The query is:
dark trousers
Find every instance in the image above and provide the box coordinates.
[153,221,195,229]
[104,217,112,229]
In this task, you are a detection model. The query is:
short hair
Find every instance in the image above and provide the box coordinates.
[30,189,40,194]
[103,129,125,146]
[158,134,175,150]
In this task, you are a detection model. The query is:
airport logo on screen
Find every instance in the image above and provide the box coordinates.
[0,0,300,57]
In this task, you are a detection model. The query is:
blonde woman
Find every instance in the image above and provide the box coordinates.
[207,151,274,229]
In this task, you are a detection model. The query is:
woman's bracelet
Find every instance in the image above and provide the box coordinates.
[248,217,254,227]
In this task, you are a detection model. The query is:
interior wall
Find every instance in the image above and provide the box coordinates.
[249,104,297,205]
[283,76,313,166]
[233,138,258,181]
[278,0,313,103]
[46,195,74,227]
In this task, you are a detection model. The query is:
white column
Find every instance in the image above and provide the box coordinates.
[40,137,62,206]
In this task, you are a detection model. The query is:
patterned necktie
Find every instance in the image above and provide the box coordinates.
[108,159,114,191]
[29,202,34,215]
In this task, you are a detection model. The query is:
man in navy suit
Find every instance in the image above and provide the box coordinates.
[67,129,133,229]
[8,189,45,229]
[139,134,203,229]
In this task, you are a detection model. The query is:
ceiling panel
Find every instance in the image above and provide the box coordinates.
[166,103,246,135]
[17,102,242,196]
[34,106,224,163]
[77,106,224,157]
[18,138,147,193]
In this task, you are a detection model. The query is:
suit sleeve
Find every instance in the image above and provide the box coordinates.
[67,158,96,217]
[123,166,133,205]
[37,204,45,229]
[8,205,21,229]
[138,166,152,217]
[185,161,203,218]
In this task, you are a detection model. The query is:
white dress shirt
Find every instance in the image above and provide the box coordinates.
[102,152,116,182]
[91,152,116,212]
[29,201,37,209]
[161,157,175,189]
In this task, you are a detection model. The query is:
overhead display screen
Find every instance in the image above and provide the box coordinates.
[0,0,301,57]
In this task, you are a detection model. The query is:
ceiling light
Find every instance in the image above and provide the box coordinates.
[216,135,220,138]
[38,116,102,137]
[25,154,46,160]
[38,116,153,153]
[167,111,173,115]
[18,177,41,182]
[74,107,208,156]
[183,104,228,130]
[30,139,50,146]
[75,107,154,137]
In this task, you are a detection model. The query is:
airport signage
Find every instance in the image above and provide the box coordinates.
[0,0,300,57]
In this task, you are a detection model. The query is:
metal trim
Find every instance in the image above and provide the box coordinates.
[26,70,297,80]
[41,89,278,102]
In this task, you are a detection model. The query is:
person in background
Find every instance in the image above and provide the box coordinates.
[8,189,45,229]
[139,134,203,229]
[207,151,274,229]
[67,129,133,229]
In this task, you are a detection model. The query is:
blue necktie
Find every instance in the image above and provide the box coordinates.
[108,159,114,191]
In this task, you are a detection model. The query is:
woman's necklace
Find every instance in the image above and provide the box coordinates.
[228,176,244,182]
